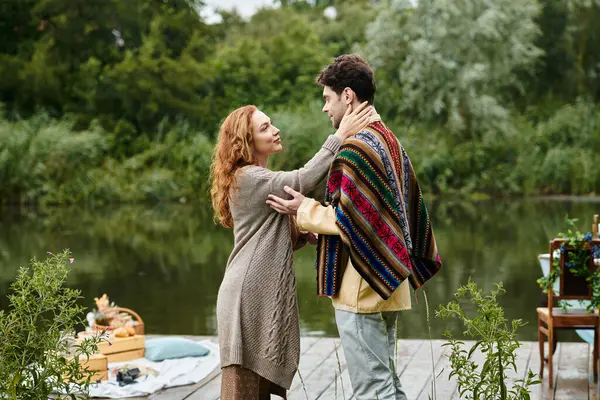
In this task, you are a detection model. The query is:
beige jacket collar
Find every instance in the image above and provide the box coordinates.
[368,107,381,123]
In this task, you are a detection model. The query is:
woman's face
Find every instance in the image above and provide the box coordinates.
[252,110,282,158]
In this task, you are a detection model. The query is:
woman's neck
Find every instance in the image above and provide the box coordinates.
[256,154,268,168]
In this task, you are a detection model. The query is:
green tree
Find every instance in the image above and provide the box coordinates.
[201,8,330,134]
[398,0,543,139]
[0,0,216,132]
[316,0,377,55]
[361,0,413,120]
[97,14,215,142]
[563,0,600,99]
[525,0,600,107]
[527,0,573,104]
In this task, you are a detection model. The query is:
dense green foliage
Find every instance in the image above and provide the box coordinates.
[1,0,600,205]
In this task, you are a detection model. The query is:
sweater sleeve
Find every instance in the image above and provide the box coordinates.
[245,135,341,199]
[290,216,308,251]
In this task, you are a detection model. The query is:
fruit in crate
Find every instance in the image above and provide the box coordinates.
[112,326,137,338]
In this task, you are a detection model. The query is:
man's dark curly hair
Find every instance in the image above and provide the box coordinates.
[316,54,376,105]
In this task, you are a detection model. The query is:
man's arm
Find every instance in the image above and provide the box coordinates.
[297,198,340,235]
[266,186,340,235]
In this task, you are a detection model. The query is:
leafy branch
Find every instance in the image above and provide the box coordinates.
[0,250,104,399]
[435,280,540,400]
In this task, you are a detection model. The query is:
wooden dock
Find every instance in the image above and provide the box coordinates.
[109,336,597,400]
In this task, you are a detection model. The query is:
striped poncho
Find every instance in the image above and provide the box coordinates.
[316,121,442,300]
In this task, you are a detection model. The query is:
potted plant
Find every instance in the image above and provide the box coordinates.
[537,217,600,311]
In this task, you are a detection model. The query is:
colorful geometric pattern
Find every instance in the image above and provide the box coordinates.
[316,121,442,299]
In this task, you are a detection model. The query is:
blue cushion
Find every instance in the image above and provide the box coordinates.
[145,337,210,361]
[576,329,595,345]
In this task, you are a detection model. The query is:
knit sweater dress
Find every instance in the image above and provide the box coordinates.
[216,135,341,389]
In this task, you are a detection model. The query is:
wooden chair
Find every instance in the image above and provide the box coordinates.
[537,238,600,387]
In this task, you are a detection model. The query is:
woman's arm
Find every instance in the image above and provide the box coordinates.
[245,135,341,198]
[239,102,372,204]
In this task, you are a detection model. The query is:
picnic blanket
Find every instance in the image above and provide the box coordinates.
[87,340,219,398]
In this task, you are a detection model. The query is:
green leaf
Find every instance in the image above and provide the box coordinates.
[468,340,482,360]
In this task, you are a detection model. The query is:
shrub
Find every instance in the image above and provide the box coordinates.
[0,250,103,398]
[435,280,540,400]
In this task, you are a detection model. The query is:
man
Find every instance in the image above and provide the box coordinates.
[267,54,442,400]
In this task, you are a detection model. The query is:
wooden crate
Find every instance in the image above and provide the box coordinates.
[98,334,144,354]
[81,353,108,370]
[106,348,145,363]
[88,369,109,382]
[69,353,108,382]
[97,335,145,362]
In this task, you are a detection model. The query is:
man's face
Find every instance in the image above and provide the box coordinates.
[321,86,347,129]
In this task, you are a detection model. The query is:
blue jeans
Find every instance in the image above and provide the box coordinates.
[335,309,408,400]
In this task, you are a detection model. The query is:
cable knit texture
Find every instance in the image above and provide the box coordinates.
[216,135,341,389]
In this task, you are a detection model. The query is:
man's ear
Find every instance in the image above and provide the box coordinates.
[343,87,355,105]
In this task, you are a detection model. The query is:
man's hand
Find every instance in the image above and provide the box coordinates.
[303,231,318,245]
[267,186,305,215]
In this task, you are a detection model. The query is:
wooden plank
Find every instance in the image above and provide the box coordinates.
[589,343,598,400]
[287,338,337,396]
[536,343,561,400]
[400,339,445,399]
[554,342,590,400]
[394,339,427,400]
[526,338,545,400]
[506,341,534,393]
[186,374,221,400]
[317,369,353,400]
[185,336,322,400]
[416,343,449,400]
[300,336,321,353]
[99,338,593,400]
[316,339,424,400]
[289,339,344,399]
[315,341,352,400]
[418,340,463,400]
[397,339,425,376]
[151,381,213,400]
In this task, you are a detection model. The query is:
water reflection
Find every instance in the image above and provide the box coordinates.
[1,198,599,341]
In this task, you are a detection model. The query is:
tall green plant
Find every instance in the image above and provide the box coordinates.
[436,280,540,400]
[0,250,103,398]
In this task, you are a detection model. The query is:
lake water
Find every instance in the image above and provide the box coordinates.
[1,197,599,341]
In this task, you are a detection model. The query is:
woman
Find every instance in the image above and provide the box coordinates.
[210,102,372,399]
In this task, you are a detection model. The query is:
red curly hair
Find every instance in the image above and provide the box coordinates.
[210,105,258,228]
